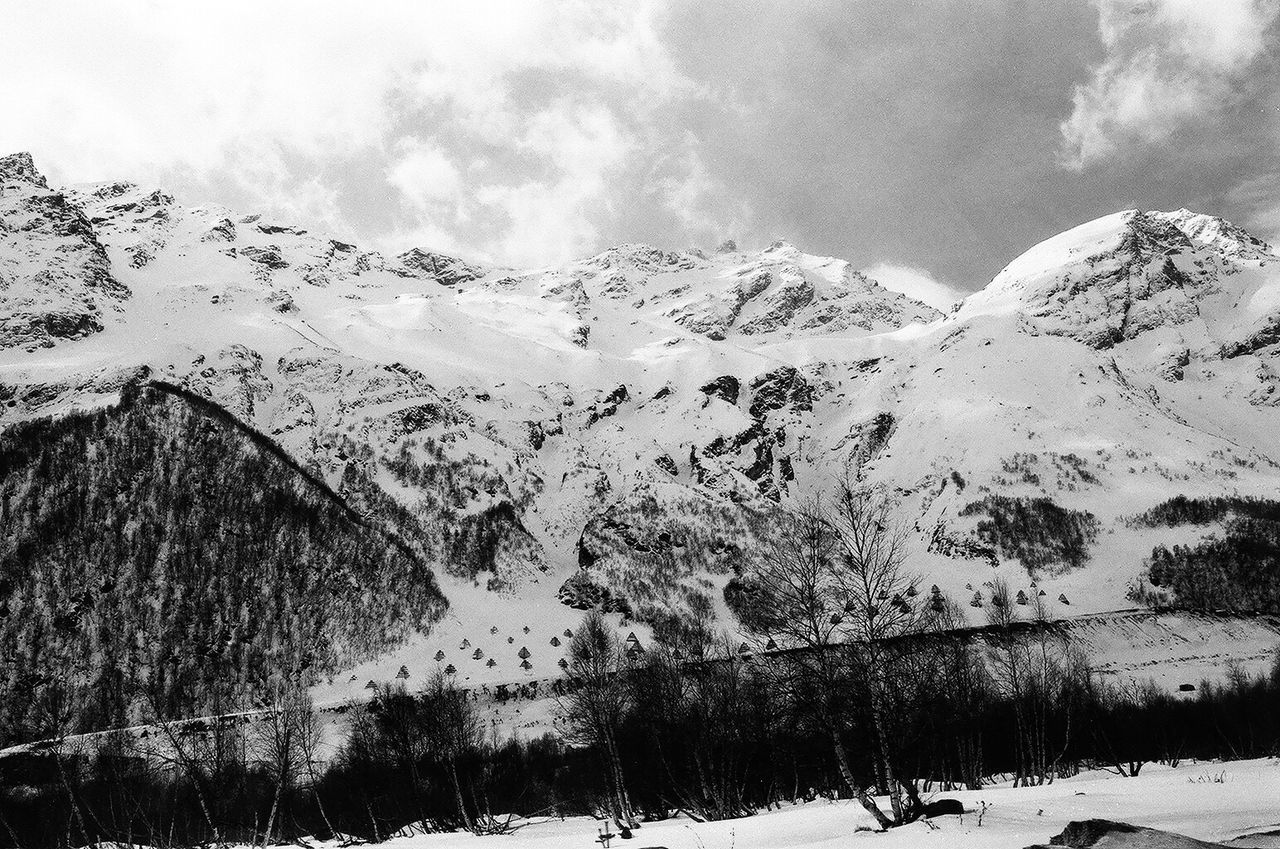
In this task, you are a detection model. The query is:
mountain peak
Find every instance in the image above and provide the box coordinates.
[0,152,48,189]
[1154,208,1273,261]
[955,207,1275,348]
[578,243,703,274]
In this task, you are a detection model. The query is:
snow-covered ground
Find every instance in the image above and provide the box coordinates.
[299,758,1280,849]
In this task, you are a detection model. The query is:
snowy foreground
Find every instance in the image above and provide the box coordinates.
[293,759,1280,849]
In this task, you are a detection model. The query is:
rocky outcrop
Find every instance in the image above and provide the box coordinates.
[738,270,814,335]
[699,375,740,405]
[748,366,813,418]
[397,247,486,286]
[582,243,700,274]
[686,366,816,500]
[0,153,129,349]
[666,248,939,341]
[0,152,48,189]
[843,411,895,478]
[201,217,237,242]
[1025,819,1222,848]
[1220,311,1280,359]
[239,244,289,270]
[183,345,275,419]
[584,385,629,427]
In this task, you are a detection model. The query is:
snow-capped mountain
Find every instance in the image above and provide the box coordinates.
[4,151,1280,704]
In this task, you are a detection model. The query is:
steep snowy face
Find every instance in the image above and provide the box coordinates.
[0,153,129,350]
[955,208,1280,355]
[648,240,941,340]
[465,240,942,352]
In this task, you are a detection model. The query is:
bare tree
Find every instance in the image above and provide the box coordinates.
[984,583,1083,786]
[929,593,989,789]
[342,683,435,833]
[290,694,338,839]
[828,483,931,822]
[253,686,311,846]
[738,484,929,828]
[419,670,483,833]
[557,609,638,830]
[630,633,766,822]
[137,685,242,844]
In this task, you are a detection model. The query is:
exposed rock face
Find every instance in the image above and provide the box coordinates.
[1161,207,1272,262]
[397,247,487,286]
[0,153,129,349]
[585,385,629,427]
[843,411,896,478]
[583,243,700,274]
[240,244,289,270]
[699,375,740,405]
[1025,819,1223,848]
[0,152,47,189]
[1221,314,1280,359]
[681,365,818,501]
[748,366,813,418]
[184,345,275,419]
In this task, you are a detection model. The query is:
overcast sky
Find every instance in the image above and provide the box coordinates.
[3,0,1278,303]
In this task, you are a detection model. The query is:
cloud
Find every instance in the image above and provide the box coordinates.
[1226,171,1280,245]
[1060,0,1280,169]
[3,0,1277,284]
[472,101,638,265]
[0,0,693,264]
[387,140,464,205]
[862,263,965,312]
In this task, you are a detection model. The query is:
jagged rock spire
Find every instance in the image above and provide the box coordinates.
[0,152,47,189]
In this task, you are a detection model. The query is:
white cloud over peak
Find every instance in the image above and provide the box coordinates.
[862,263,965,312]
[388,141,464,205]
[1059,0,1280,170]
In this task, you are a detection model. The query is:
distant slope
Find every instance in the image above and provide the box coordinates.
[0,381,446,745]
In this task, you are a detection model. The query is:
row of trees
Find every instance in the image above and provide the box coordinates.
[7,644,1280,847]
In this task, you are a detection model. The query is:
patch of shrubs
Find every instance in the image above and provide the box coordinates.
[1129,495,1280,528]
[960,496,1099,573]
[1142,517,1280,613]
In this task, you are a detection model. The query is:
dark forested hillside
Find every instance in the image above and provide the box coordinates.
[1129,496,1280,614]
[0,381,446,745]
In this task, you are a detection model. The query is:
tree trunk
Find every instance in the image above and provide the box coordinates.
[606,732,638,829]
[263,781,282,848]
[830,727,892,829]
[450,760,475,833]
[869,702,904,823]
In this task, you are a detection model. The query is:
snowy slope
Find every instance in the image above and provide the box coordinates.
[4,153,1280,695]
